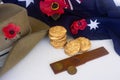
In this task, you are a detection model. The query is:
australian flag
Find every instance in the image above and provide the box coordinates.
[2,0,120,56]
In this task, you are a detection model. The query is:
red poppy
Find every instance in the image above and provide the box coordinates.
[70,27,78,35]
[2,23,20,39]
[40,0,68,16]
[70,19,87,35]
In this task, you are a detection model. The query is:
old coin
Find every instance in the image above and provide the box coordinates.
[64,39,80,56]
[50,40,67,48]
[49,34,67,41]
[52,63,63,71]
[76,37,91,52]
[49,26,67,38]
[67,66,77,75]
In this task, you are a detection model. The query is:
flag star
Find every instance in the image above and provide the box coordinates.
[113,0,120,7]
[88,19,100,30]
[18,0,34,7]
[0,1,4,4]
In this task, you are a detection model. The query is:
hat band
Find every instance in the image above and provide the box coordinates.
[0,47,12,67]
[0,47,12,57]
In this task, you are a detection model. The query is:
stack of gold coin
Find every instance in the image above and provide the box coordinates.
[49,26,67,48]
[64,37,91,56]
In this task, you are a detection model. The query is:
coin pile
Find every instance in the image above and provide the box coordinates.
[64,37,91,56]
[49,26,67,48]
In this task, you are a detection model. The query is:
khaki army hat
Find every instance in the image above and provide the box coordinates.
[0,3,49,75]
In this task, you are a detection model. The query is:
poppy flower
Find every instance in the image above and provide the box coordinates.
[70,27,79,35]
[40,0,68,16]
[2,23,20,39]
[70,19,87,35]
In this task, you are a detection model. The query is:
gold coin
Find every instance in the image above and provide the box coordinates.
[52,63,63,71]
[49,26,67,38]
[49,34,67,41]
[67,66,77,75]
[64,39,80,56]
[76,37,91,52]
[48,34,61,40]
[50,40,67,48]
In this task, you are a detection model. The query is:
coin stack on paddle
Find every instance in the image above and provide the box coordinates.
[50,47,109,75]
[48,26,67,48]
[64,37,91,56]
[49,26,92,75]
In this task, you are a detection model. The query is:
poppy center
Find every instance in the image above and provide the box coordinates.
[9,30,15,35]
[78,21,81,26]
[51,2,59,10]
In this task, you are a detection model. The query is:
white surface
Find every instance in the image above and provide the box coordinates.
[1,37,120,80]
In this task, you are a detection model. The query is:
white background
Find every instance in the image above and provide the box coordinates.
[1,37,120,80]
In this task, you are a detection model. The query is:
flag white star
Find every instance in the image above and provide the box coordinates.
[88,19,100,30]
[113,0,120,7]
[0,1,4,4]
[18,0,34,7]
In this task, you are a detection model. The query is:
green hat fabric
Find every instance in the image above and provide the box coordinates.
[0,3,49,75]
